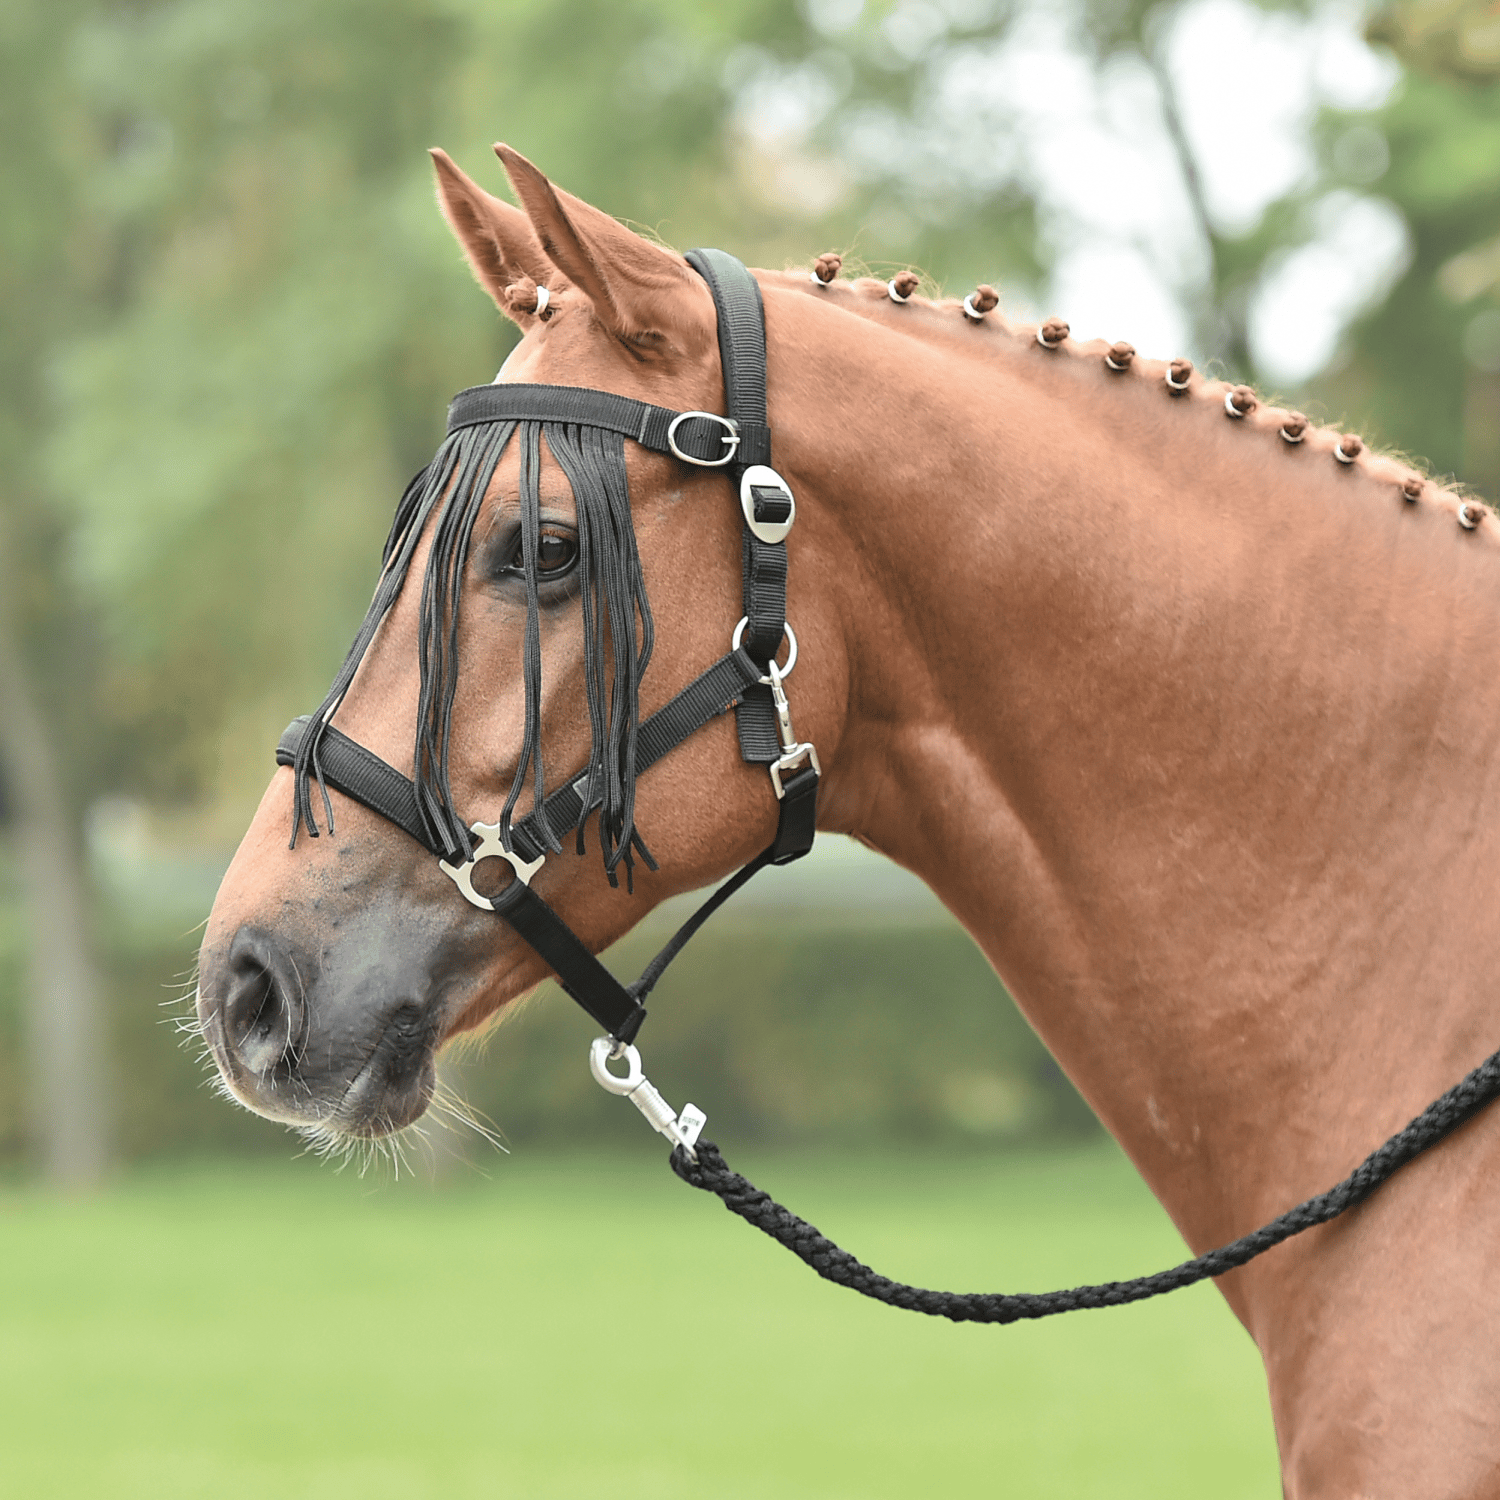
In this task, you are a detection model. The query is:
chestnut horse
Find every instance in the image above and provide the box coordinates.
[198,144,1500,1493]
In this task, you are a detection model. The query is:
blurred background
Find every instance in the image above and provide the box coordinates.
[2,0,1498,1492]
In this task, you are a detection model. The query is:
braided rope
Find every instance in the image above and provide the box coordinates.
[671,1043,1500,1323]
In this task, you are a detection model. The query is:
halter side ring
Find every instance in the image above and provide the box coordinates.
[731,617,798,683]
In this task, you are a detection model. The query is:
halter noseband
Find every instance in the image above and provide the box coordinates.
[274,249,819,1058]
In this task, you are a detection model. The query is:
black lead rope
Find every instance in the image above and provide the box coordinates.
[668,1043,1500,1322]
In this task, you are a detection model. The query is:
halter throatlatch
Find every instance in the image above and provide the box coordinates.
[277,248,817,1061]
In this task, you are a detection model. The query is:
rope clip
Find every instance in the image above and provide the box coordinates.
[589,1038,707,1161]
[766,659,820,799]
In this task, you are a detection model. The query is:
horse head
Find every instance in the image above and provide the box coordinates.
[195,145,856,1142]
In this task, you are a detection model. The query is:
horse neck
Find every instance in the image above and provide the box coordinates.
[781,287,1500,1260]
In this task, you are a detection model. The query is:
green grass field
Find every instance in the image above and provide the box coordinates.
[0,1144,1279,1498]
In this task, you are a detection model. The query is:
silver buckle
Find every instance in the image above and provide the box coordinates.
[438,821,545,911]
[739,464,795,544]
[770,743,821,799]
[667,410,740,467]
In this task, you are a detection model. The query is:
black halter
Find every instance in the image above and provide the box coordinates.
[274,249,819,1049]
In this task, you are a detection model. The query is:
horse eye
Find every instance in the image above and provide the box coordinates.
[536,530,578,576]
[502,527,578,579]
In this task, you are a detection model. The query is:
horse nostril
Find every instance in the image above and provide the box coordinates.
[223,926,308,1076]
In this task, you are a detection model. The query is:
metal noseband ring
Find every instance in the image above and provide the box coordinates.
[438,821,546,912]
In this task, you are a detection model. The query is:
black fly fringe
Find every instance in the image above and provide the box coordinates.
[496,423,554,856]
[412,420,518,855]
[290,415,655,884]
[543,422,655,885]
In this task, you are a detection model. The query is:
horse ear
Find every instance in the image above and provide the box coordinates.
[429,148,553,321]
[494,143,711,346]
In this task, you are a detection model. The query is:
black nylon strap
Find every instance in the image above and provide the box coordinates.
[275,647,766,864]
[446,384,740,467]
[278,719,446,857]
[630,848,775,1002]
[735,685,782,764]
[740,530,790,669]
[770,764,819,864]
[489,879,646,1043]
[683,250,771,469]
[683,249,796,778]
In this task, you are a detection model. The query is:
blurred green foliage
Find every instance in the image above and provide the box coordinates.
[0,910,1098,1160]
[10,0,1500,1167]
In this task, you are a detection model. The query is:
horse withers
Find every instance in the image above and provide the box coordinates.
[198,143,1500,1493]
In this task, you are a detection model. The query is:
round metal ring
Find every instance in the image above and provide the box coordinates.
[1459,502,1481,530]
[962,293,987,321]
[667,410,740,468]
[533,285,550,317]
[887,278,912,304]
[1224,390,1246,418]
[1036,327,1061,349]
[1165,370,1190,392]
[731,617,798,683]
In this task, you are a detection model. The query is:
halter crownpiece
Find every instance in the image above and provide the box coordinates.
[278,248,818,1061]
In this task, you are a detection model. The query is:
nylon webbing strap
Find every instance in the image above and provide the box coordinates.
[278,717,446,857]
[769,764,819,864]
[446,383,738,466]
[275,646,767,863]
[684,249,791,776]
[489,879,646,1043]
[682,250,771,458]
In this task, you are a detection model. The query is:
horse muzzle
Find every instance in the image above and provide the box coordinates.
[197,922,439,1137]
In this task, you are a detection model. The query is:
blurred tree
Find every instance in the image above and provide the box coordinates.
[765,0,1331,378]
[1305,2,1500,494]
[0,0,112,1186]
[47,0,823,827]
